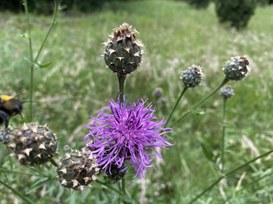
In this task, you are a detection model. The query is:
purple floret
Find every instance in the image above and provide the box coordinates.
[84,99,172,178]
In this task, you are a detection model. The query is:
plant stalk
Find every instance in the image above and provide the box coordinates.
[170,78,229,128]
[188,149,273,204]
[221,99,227,173]
[23,0,59,121]
[96,180,120,194]
[0,180,34,204]
[118,74,126,103]
[165,86,188,128]
[23,0,34,121]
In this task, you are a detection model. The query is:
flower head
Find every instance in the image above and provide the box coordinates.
[180,65,203,88]
[103,23,143,75]
[84,99,171,178]
[5,123,57,166]
[57,148,99,191]
[223,56,249,81]
[219,85,234,100]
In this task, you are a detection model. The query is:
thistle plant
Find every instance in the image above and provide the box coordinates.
[5,123,57,166]
[56,148,99,191]
[165,65,203,127]
[103,23,143,102]
[84,99,172,178]
[1,3,273,203]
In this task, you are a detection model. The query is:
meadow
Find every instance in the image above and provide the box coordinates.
[0,0,273,203]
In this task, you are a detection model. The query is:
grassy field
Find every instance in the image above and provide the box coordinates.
[1,0,273,203]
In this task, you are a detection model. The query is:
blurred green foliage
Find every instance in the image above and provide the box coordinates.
[215,0,257,29]
[179,0,211,9]
[0,0,139,14]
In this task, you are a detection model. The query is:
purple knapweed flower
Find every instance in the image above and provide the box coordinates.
[84,99,172,178]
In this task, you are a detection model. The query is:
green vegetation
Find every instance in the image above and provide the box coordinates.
[1,0,273,203]
[215,0,257,29]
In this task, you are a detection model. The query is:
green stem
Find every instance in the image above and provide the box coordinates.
[23,0,59,121]
[164,87,188,128]
[221,99,227,173]
[50,158,58,167]
[170,78,229,128]
[118,74,126,103]
[96,179,120,194]
[33,0,59,64]
[23,0,34,121]
[188,149,273,204]
[0,180,34,204]
[121,178,131,203]
[0,168,42,177]
[122,177,126,195]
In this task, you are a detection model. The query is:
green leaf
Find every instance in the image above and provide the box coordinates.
[200,142,215,162]
[36,61,52,68]
[191,109,206,115]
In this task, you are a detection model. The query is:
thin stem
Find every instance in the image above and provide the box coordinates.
[33,0,59,64]
[23,0,34,121]
[170,78,229,128]
[122,177,126,195]
[23,0,59,121]
[0,180,34,204]
[96,179,120,194]
[121,178,131,203]
[221,99,227,173]
[118,74,126,103]
[0,168,42,177]
[188,149,273,204]
[50,158,58,167]
[164,87,188,128]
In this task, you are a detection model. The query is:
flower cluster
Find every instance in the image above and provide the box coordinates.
[84,99,172,178]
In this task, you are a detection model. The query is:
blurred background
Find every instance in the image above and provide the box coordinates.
[0,0,273,203]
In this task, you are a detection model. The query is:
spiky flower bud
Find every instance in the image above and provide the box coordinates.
[5,123,57,166]
[56,149,99,191]
[223,56,249,81]
[180,65,203,88]
[104,23,143,75]
[0,128,10,144]
[220,86,234,100]
[153,87,163,100]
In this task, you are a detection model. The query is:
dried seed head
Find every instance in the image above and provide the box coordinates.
[104,23,143,75]
[180,65,203,88]
[0,128,11,144]
[219,86,234,100]
[5,123,57,166]
[223,56,249,81]
[56,148,99,191]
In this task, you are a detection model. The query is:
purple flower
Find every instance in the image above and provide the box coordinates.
[84,99,172,178]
